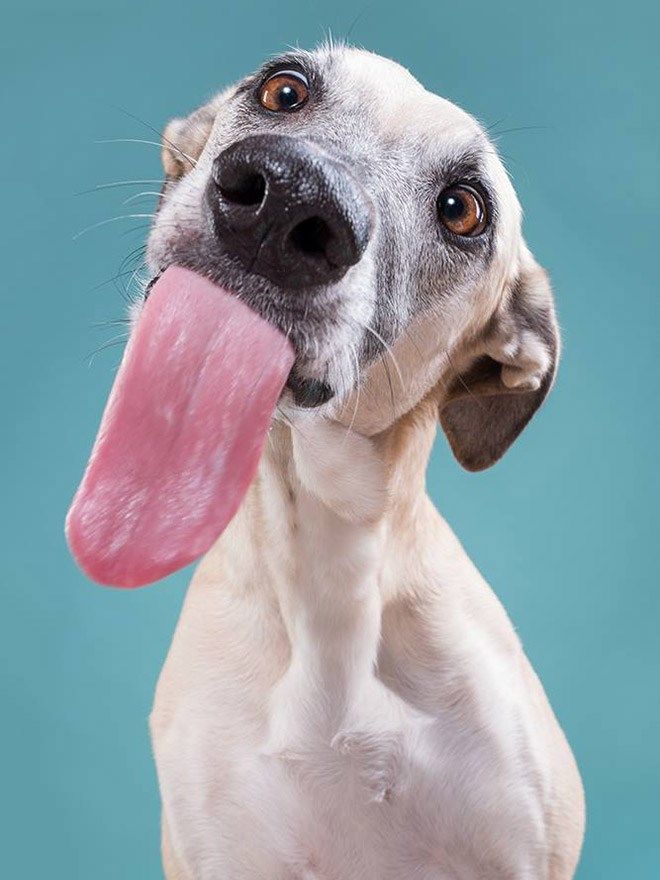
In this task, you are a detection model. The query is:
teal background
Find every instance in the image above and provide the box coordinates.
[2,0,658,876]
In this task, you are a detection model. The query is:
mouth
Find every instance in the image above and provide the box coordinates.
[66,129,377,588]
[66,265,298,589]
[145,268,337,410]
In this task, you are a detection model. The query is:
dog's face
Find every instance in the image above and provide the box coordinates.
[147,46,559,470]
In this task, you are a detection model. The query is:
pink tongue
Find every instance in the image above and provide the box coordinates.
[66,265,294,588]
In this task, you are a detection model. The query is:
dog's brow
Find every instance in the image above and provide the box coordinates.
[236,51,317,95]
[439,150,483,178]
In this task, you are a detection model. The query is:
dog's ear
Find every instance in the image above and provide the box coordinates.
[439,251,560,471]
[161,101,217,181]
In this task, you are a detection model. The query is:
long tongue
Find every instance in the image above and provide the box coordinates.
[66,265,294,588]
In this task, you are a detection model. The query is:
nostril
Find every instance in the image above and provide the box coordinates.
[289,216,334,260]
[218,171,267,207]
[210,137,371,287]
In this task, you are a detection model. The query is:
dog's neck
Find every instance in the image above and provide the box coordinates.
[220,399,440,744]
[259,394,439,592]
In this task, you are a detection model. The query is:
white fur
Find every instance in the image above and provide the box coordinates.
[151,410,584,879]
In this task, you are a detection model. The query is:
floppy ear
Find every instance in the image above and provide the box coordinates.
[160,100,217,180]
[439,253,560,471]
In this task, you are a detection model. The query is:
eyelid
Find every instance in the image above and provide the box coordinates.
[258,63,309,89]
[450,179,488,199]
[265,68,308,80]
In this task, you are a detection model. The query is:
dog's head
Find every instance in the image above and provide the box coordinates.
[147,45,558,471]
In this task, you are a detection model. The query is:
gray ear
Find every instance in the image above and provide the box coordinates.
[439,257,560,472]
[160,100,218,180]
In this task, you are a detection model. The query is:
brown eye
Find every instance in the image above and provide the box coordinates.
[259,70,310,113]
[437,184,488,237]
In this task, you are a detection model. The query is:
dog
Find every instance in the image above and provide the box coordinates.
[144,45,585,879]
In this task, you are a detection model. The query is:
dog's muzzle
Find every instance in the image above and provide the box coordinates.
[207,134,373,289]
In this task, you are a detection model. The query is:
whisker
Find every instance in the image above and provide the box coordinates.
[117,244,147,277]
[445,347,485,411]
[95,137,196,169]
[119,219,186,237]
[490,123,548,138]
[86,332,129,366]
[75,179,163,196]
[342,343,362,445]
[109,104,197,170]
[363,323,405,390]
[73,213,155,240]
[125,264,148,301]
[91,317,131,329]
[120,224,153,237]
[95,136,166,149]
[275,403,296,431]
[122,190,198,212]
[343,6,373,42]
[88,268,141,294]
[122,190,163,205]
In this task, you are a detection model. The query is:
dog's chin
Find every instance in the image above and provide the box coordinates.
[276,387,347,431]
[285,369,335,409]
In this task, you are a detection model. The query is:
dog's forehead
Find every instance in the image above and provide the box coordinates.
[322,48,484,151]
[312,48,518,219]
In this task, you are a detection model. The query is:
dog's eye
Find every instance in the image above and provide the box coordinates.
[437,184,488,237]
[259,70,310,113]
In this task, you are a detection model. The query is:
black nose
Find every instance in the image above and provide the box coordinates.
[207,134,373,289]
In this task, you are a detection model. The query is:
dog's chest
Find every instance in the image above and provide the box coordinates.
[154,499,547,880]
[154,444,544,880]
[156,648,546,880]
